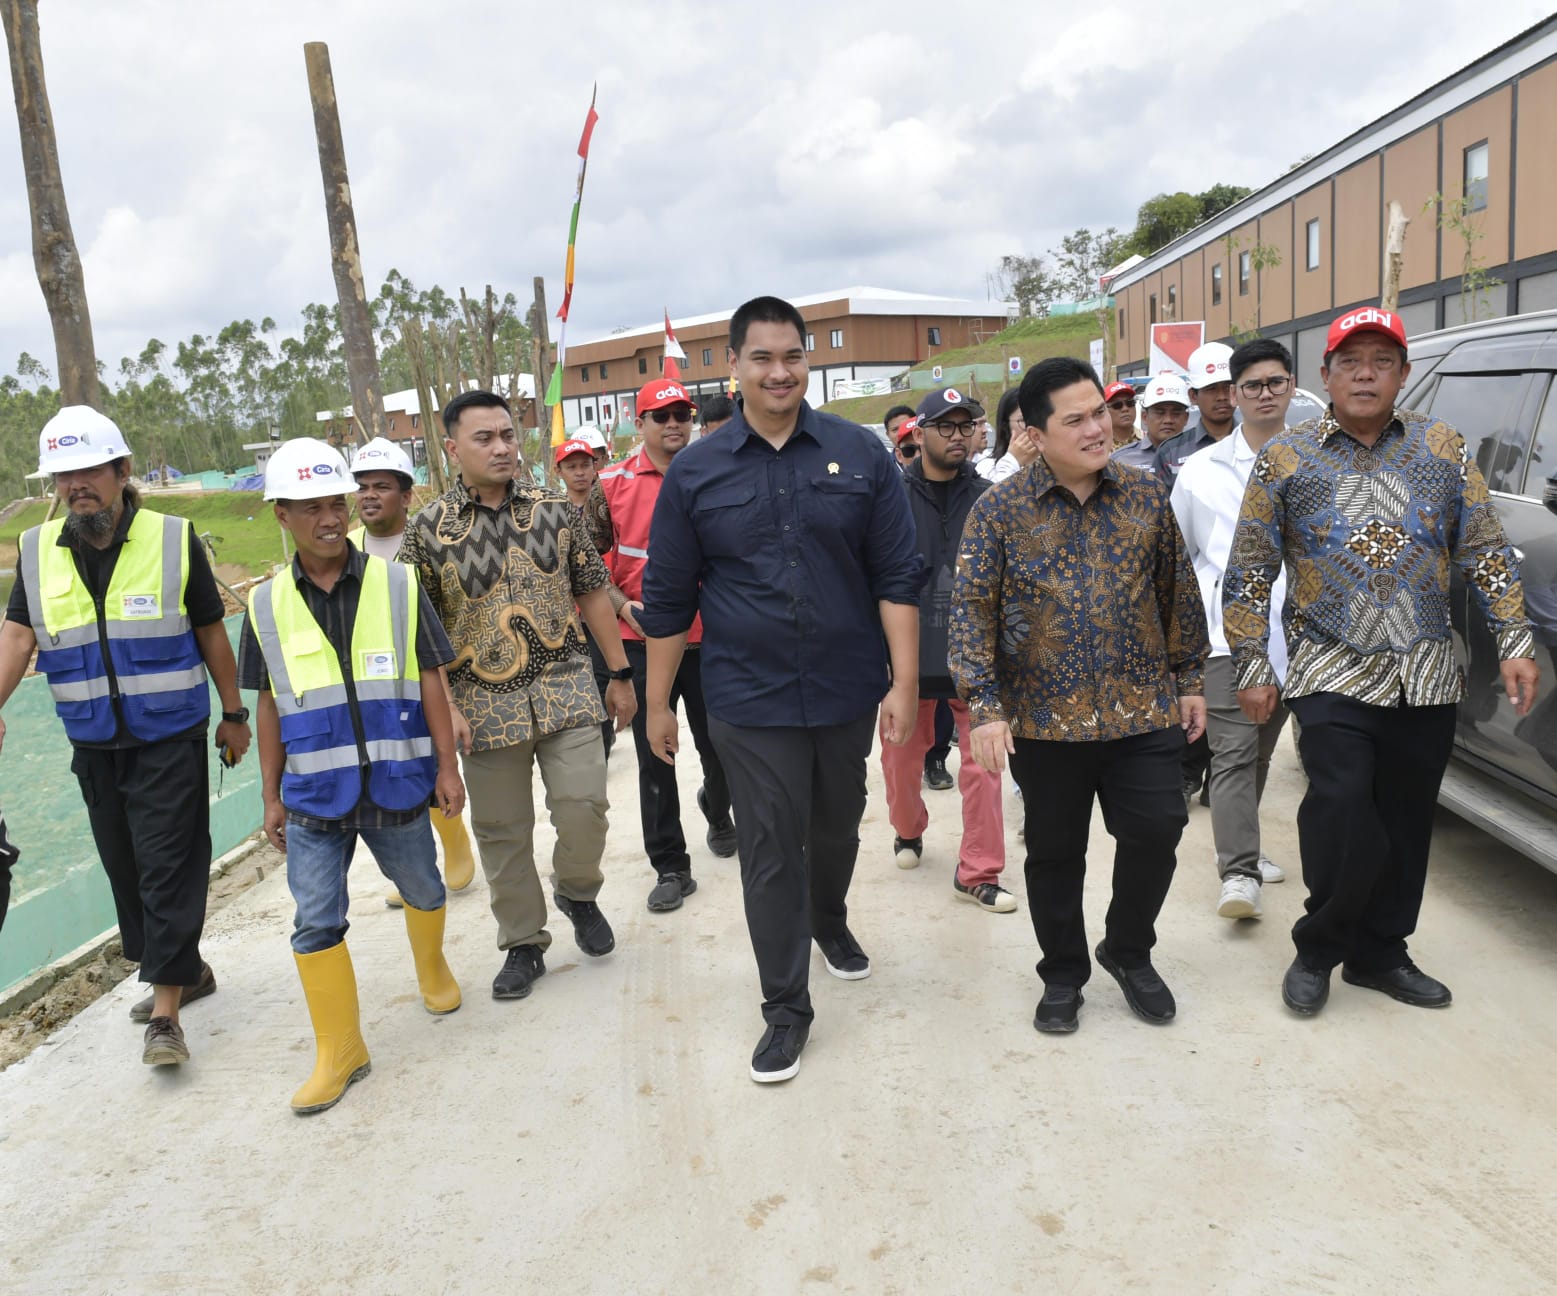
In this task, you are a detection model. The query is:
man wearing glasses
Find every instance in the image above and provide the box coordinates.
[596,380,738,913]
[1171,340,1297,922]
[1103,382,1139,449]
[881,389,1012,910]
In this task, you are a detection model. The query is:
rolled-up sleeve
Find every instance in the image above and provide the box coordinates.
[864,450,926,605]
[638,461,702,638]
[1222,448,1286,690]
[948,493,1005,726]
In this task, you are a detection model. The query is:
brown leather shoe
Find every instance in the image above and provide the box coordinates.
[142,1016,190,1066]
[129,962,216,1023]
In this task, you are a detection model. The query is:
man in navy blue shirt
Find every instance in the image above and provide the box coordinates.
[640,295,924,1084]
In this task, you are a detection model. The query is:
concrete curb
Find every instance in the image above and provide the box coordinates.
[0,830,269,1017]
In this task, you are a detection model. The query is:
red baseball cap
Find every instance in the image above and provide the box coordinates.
[554,438,594,465]
[896,415,920,443]
[636,379,697,414]
[1325,306,1408,357]
[1103,382,1135,403]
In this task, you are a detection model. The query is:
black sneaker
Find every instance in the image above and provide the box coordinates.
[893,835,923,870]
[492,945,546,999]
[697,787,738,859]
[647,870,697,913]
[750,1021,810,1083]
[924,757,954,791]
[1095,941,1175,1024]
[1033,986,1083,1034]
[952,875,1017,913]
[815,928,870,980]
[554,893,615,957]
[1341,959,1451,1008]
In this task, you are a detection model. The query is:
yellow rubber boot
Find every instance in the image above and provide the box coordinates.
[431,808,476,892]
[291,943,372,1115]
[402,903,462,1014]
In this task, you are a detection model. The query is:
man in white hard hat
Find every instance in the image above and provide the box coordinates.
[0,406,251,1069]
[1113,374,1192,475]
[398,391,637,1003]
[238,437,466,1113]
[1154,342,1239,483]
[571,422,611,473]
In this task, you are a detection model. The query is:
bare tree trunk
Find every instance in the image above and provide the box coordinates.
[530,276,558,484]
[400,316,446,494]
[4,0,99,410]
[1381,200,1410,314]
[303,42,383,446]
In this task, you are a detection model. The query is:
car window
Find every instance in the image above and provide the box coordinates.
[1424,372,1531,494]
[1524,379,1557,498]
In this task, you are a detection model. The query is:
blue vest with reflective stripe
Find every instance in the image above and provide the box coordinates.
[20,509,209,743]
[248,556,435,820]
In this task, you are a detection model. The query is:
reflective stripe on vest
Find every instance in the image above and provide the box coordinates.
[20,509,209,743]
[248,556,435,820]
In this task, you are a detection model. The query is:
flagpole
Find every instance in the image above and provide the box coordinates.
[544,84,599,447]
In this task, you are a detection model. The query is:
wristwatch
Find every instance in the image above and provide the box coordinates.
[222,707,250,724]
[608,666,634,681]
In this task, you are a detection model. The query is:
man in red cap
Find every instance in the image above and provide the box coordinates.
[1103,382,1139,449]
[885,406,920,473]
[1226,306,1539,1016]
[595,379,737,913]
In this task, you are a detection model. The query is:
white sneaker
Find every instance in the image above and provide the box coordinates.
[1217,875,1262,919]
[1258,853,1285,884]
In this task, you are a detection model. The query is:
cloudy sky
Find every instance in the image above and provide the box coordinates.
[0,0,1552,377]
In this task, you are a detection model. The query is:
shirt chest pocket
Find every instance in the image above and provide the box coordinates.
[693,483,757,558]
[806,474,871,539]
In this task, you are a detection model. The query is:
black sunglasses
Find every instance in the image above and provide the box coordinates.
[898,443,919,458]
[648,406,693,424]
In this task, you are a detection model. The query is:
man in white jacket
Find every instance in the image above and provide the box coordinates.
[1170,339,1295,919]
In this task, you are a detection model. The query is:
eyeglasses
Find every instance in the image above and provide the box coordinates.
[648,406,693,424]
[1237,376,1292,397]
[1107,397,1136,409]
[923,419,975,438]
[898,443,919,458]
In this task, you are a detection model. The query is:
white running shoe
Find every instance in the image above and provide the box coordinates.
[1258,852,1285,884]
[1217,874,1263,919]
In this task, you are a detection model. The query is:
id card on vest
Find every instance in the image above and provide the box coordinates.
[360,650,397,679]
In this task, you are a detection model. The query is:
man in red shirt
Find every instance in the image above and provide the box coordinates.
[598,380,737,911]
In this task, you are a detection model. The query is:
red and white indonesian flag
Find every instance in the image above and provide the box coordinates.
[663,308,687,381]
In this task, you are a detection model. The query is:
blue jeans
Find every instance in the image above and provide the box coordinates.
[285,815,445,954]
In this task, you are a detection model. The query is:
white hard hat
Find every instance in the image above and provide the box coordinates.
[1187,342,1235,390]
[264,438,358,502]
[1141,374,1191,409]
[37,406,133,474]
[350,436,414,481]
[572,423,608,452]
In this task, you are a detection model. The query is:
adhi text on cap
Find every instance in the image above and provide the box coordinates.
[264,437,358,502]
[635,380,698,414]
[1325,306,1409,356]
[37,406,133,475]
[554,438,595,465]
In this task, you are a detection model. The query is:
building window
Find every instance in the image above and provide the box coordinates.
[805,333,815,352]
[1239,250,1251,295]
[579,366,589,383]
[702,347,713,366]
[598,363,607,379]
[657,356,664,372]
[1167,285,1177,317]
[927,326,942,346]
[1211,263,1223,306]
[1306,218,1321,270]
[1149,294,1157,324]
[1119,308,1126,340]
[638,356,647,374]
[830,328,844,348]
[1464,140,1489,213]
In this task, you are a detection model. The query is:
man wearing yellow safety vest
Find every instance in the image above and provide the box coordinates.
[347,436,477,906]
[0,407,250,1069]
[238,438,466,1114]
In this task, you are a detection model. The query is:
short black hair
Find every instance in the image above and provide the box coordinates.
[883,404,915,427]
[443,389,510,435]
[993,388,1024,460]
[700,394,734,424]
[1018,357,1103,430]
[728,296,807,357]
[1229,338,1294,384]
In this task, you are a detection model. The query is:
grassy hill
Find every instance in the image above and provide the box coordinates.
[821,311,1111,424]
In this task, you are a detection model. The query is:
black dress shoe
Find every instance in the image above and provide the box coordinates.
[1095,942,1175,1023]
[1033,985,1083,1034]
[1282,957,1331,1015]
[697,787,738,858]
[492,945,546,999]
[554,894,615,957]
[1341,960,1451,1008]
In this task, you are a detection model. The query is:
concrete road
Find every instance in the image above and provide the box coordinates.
[3,728,1557,1295]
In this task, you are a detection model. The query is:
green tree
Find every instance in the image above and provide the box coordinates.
[1053,227,1126,300]
[1125,184,1253,258]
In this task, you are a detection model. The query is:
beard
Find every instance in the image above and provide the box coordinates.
[62,501,118,543]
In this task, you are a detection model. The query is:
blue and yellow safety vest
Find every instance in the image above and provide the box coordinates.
[247,556,435,820]
[20,509,209,743]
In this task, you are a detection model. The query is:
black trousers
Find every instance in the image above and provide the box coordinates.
[584,628,615,761]
[71,738,211,986]
[707,711,875,1026]
[926,699,954,768]
[0,812,17,934]
[623,641,730,877]
[1286,693,1456,973]
[1010,727,1187,988]
[1181,730,1211,791]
